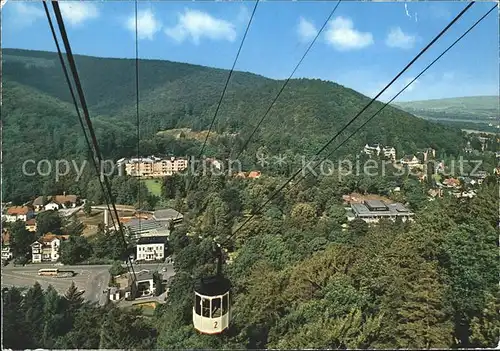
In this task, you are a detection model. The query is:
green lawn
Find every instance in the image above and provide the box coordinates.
[142,179,162,196]
[125,302,158,316]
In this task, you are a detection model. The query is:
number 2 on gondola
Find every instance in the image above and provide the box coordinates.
[213,321,218,329]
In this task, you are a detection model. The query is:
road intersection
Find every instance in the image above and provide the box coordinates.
[2,262,174,305]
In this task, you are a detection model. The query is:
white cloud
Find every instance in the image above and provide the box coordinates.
[324,16,374,51]
[385,27,416,49]
[165,9,236,44]
[59,2,99,27]
[297,17,318,42]
[126,9,162,40]
[404,4,411,19]
[236,5,250,24]
[9,2,44,28]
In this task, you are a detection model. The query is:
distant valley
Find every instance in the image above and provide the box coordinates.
[395,96,499,133]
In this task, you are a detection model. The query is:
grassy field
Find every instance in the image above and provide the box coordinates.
[126,301,158,316]
[142,179,162,196]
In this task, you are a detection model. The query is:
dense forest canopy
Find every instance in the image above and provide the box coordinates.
[3,177,499,349]
[3,48,467,203]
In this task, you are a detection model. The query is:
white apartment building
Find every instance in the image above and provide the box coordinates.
[121,155,188,177]
[31,235,68,263]
[3,206,34,222]
[136,236,167,261]
[363,144,396,160]
[382,147,396,161]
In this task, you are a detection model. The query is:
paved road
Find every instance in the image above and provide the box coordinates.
[91,205,137,212]
[2,262,174,305]
[58,205,83,217]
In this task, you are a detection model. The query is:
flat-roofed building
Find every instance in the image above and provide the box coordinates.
[136,236,167,262]
[122,156,188,177]
[126,218,170,241]
[348,200,414,223]
[153,208,184,225]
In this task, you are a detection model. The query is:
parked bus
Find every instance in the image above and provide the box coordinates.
[38,268,58,276]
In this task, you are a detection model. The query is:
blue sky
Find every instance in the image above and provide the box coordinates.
[3,0,498,101]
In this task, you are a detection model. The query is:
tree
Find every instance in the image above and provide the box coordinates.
[92,230,127,261]
[83,200,92,216]
[470,291,500,348]
[394,262,453,348]
[59,236,93,264]
[99,307,156,349]
[109,260,127,276]
[43,285,65,348]
[55,303,106,349]
[2,287,30,349]
[327,204,347,225]
[36,210,63,235]
[10,221,36,258]
[64,281,84,313]
[348,218,368,240]
[23,282,45,347]
[441,219,498,346]
[290,202,316,229]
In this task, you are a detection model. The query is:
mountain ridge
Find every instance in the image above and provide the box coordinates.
[3,48,468,202]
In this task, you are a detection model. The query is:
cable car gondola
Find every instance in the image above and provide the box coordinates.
[193,244,231,335]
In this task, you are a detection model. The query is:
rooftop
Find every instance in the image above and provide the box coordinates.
[136,270,155,282]
[6,206,32,216]
[153,208,183,221]
[127,218,166,231]
[53,195,78,204]
[351,201,413,218]
[137,236,168,245]
[364,199,387,210]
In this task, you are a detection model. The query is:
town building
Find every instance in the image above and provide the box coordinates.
[400,155,421,167]
[417,148,436,162]
[120,156,188,178]
[31,234,69,263]
[153,208,184,225]
[443,178,461,188]
[347,200,414,223]
[363,144,396,161]
[32,196,48,212]
[44,202,60,211]
[35,194,80,211]
[126,218,171,241]
[109,269,171,302]
[464,141,474,154]
[1,230,12,261]
[382,146,396,161]
[363,144,381,156]
[3,206,34,222]
[470,171,488,185]
[136,236,167,262]
[248,171,262,179]
[25,219,37,232]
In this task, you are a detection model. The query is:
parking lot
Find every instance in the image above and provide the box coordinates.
[2,262,174,305]
[2,265,110,304]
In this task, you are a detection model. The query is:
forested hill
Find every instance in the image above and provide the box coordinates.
[3,48,466,202]
[4,48,464,156]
